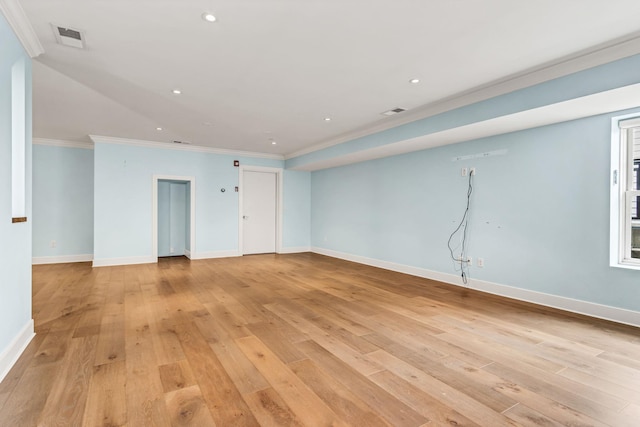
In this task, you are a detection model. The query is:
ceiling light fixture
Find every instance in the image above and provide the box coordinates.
[156,127,163,131]
[202,12,216,22]
[271,140,277,145]
[324,117,331,121]
[172,89,181,95]
[409,78,420,84]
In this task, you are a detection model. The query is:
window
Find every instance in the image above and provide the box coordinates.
[611,116,640,268]
[632,159,640,259]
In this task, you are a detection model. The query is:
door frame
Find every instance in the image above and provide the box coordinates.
[152,175,196,262]
[238,165,283,255]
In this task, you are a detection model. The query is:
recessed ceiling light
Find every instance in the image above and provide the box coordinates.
[172,89,181,95]
[324,117,331,121]
[409,78,420,84]
[156,127,163,131]
[202,12,216,22]
[271,140,277,145]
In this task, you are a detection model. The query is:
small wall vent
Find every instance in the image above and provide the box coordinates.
[51,24,85,49]
[381,107,407,116]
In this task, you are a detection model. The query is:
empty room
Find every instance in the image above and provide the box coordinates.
[2,0,640,426]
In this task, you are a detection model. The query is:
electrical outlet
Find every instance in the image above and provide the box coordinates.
[470,167,476,175]
[461,167,468,176]
[477,258,484,268]
[50,240,56,248]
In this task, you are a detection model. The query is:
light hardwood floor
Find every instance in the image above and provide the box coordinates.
[1,253,639,426]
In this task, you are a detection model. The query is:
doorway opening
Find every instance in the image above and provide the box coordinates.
[152,175,195,262]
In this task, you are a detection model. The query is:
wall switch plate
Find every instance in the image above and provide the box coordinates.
[461,167,468,176]
[477,258,484,268]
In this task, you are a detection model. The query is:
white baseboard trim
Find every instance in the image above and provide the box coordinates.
[184,249,192,259]
[190,250,241,260]
[0,319,35,383]
[92,255,156,267]
[279,246,311,254]
[32,254,93,265]
[311,247,640,328]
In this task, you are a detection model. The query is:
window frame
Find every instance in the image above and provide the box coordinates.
[611,115,640,269]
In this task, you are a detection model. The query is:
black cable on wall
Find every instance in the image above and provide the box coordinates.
[447,171,474,284]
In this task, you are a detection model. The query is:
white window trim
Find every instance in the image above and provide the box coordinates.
[610,114,640,270]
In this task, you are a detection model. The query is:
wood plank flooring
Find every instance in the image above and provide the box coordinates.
[1,253,639,426]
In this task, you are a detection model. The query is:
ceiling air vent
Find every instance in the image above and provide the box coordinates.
[51,24,85,49]
[381,107,407,116]
[172,140,190,145]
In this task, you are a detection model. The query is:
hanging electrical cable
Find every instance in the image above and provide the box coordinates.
[447,170,474,284]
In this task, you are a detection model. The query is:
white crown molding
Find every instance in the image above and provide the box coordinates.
[33,138,94,149]
[0,0,44,58]
[286,33,640,160]
[89,135,284,161]
[312,247,640,328]
[289,81,640,171]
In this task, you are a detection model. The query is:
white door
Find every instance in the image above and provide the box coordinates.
[242,171,277,254]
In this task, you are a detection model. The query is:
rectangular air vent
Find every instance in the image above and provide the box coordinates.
[52,24,85,49]
[381,107,407,116]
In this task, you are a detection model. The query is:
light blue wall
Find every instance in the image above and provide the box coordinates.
[32,145,94,257]
[311,110,640,312]
[93,143,297,262]
[170,182,186,255]
[0,14,33,360]
[283,170,311,249]
[157,180,171,256]
[186,181,191,251]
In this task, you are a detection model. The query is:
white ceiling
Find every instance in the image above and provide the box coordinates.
[15,0,640,156]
